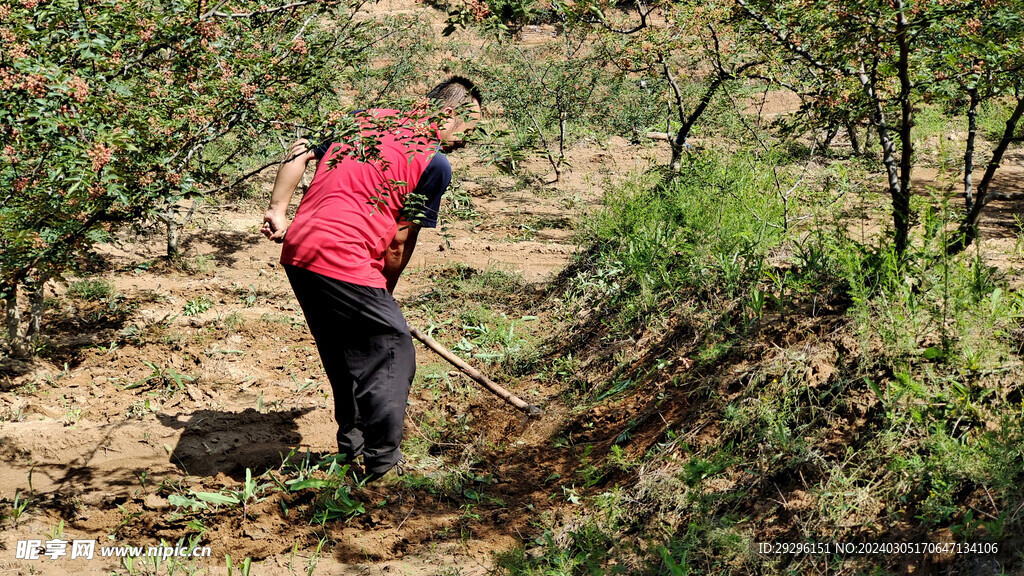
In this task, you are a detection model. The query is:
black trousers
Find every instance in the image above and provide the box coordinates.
[285,264,415,474]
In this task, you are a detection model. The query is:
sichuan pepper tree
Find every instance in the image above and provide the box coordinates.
[924,1,1024,254]
[448,0,767,172]
[736,0,1024,255]
[571,0,767,171]
[0,0,380,356]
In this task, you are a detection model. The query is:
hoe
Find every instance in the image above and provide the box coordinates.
[408,323,543,417]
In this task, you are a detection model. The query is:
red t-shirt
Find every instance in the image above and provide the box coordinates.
[281,109,441,288]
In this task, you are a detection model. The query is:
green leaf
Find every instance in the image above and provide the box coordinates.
[922,347,944,360]
[287,478,331,491]
[865,377,886,405]
[167,494,207,511]
[193,491,241,506]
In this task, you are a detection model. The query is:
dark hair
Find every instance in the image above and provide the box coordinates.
[426,76,482,108]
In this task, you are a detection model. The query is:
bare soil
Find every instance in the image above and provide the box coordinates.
[3,2,1023,567]
[0,134,672,576]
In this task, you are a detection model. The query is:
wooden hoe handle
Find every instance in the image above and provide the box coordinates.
[408,324,543,417]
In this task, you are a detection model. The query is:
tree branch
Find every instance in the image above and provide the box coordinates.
[895,0,914,209]
[734,0,852,76]
[963,86,980,212]
[201,0,319,20]
[583,0,653,35]
[949,93,1024,254]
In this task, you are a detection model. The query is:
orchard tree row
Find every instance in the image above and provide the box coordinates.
[0,0,435,356]
[451,0,1024,253]
[3,0,1024,358]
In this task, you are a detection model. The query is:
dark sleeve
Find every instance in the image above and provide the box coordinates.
[401,153,451,228]
[313,141,332,161]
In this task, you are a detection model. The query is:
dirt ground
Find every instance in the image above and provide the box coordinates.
[5,140,1022,576]
[3,0,1024,568]
[0,1,671,571]
[2,140,1023,576]
[0,130,672,576]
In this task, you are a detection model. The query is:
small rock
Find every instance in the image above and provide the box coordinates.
[143,494,167,510]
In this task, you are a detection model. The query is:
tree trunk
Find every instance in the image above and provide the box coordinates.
[4,285,29,358]
[894,0,914,256]
[26,274,48,344]
[164,200,200,257]
[167,216,181,258]
[949,95,1024,255]
[822,123,839,156]
[523,109,561,182]
[665,62,723,172]
[858,62,908,254]
[558,114,567,164]
[963,87,980,212]
[846,122,863,156]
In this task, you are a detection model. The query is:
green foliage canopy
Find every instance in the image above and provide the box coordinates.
[0,0,369,289]
[737,0,1024,252]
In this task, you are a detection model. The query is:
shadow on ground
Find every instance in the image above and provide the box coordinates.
[158,407,314,481]
[181,229,263,267]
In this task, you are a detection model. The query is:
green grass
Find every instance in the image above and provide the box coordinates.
[183,296,213,316]
[577,152,784,328]
[66,278,115,301]
[222,311,246,331]
[443,185,481,221]
[493,149,1024,574]
[977,97,1021,143]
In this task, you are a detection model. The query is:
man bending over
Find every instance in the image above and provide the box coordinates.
[261,77,482,482]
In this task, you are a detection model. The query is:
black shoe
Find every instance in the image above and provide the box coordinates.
[358,458,406,485]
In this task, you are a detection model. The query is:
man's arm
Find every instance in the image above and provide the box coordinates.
[262,139,317,242]
[383,222,421,293]
[384,152,450,292]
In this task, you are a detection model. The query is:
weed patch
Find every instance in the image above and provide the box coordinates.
[497,155,1024,573]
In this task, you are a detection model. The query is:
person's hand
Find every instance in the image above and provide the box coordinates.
[261,210,288,243]
[262,138,313,243]
[288,138,311,160]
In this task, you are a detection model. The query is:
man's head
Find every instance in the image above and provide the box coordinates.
[427,76,482,151]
